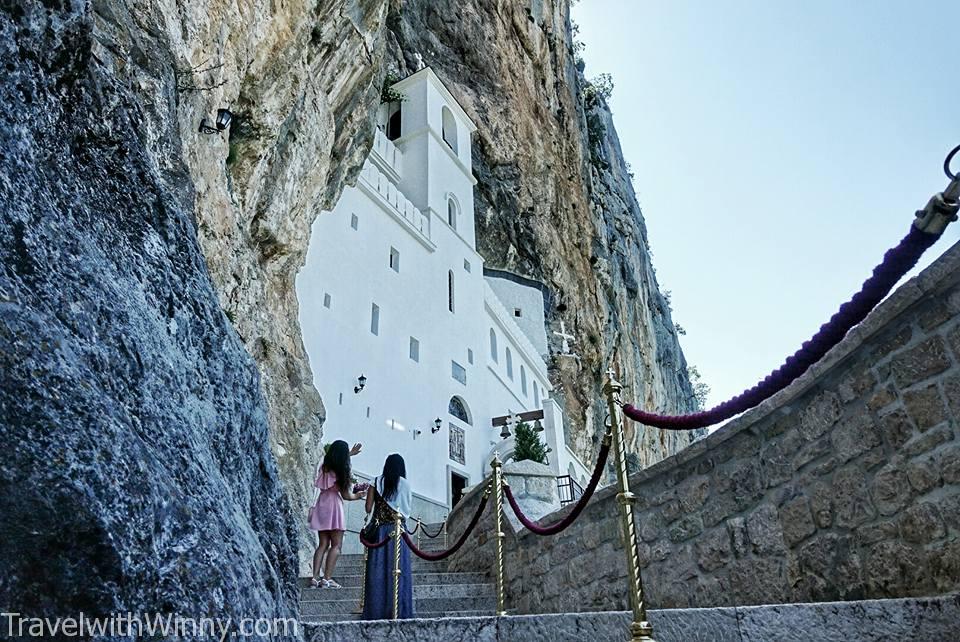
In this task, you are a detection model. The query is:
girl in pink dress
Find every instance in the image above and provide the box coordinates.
[309,440,364,588]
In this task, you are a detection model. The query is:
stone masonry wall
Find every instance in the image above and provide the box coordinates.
[445,239,960,614]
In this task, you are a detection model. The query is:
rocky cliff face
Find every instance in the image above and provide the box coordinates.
[181,0,391,569]
[383,0,702,467]
[0,0,389,625]
[2,0,698,619]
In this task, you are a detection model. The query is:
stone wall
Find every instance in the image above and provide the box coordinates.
[445,238,960,613]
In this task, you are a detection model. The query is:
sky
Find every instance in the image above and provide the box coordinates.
[571,0,960,406]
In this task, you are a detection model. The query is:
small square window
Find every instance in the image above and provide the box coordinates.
[370,303,380,336]
[467,348,474,365]
[323,293,332,308]
[463,259,471,272]
[514,308,522,318]
[451,361,467,385]
[409,337,420,362]
[366,406,371,418]
[350,214,359,230]
[390,247,400,272]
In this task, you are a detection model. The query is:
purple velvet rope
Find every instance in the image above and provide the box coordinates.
[403,495,489,561]
[624,224,942,430]
[504,442,611,536]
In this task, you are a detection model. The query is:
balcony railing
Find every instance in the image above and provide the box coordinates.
[556,475,584,507]
[371,127,401,177]
[359,160,430,239]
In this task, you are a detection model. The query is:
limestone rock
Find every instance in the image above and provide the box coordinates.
[181,0,391,572]
[383,0,703,468]
[0,0,305,624]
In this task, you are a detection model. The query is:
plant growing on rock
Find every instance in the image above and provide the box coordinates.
[381,71,406,104]
[581,74,614,170]
[582,73,614,110]
[687,365,711,410]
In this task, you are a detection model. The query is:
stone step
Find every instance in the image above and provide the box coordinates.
[320,557,449,572]
[301,595,960,641]
[300,595,495,617]
[301,582,494,603]
[298,572,489,589]
[412,541,449,552]
[301,610,489,623]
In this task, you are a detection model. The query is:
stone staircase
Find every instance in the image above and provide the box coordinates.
[300,530,496,622]
[301,594,960,641]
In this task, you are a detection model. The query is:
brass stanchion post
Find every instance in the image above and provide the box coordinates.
[416,516,423,550]
[604,368,656,642]
[392,512,402,620]
[490,455,507,616]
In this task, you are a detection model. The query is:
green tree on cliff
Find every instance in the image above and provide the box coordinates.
[513,422,549,464]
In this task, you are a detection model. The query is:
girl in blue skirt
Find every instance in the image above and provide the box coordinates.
[362,454,414,619]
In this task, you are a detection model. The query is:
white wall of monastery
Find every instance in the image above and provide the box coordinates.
[297,69,585,521]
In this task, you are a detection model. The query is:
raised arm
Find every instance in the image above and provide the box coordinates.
[364,486,374,514]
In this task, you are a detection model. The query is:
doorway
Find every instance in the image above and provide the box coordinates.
[450,471,468,508]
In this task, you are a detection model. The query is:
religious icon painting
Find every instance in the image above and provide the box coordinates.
[448,424,465,465]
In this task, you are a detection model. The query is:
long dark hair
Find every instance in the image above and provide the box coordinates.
[380,453,406,501]
[322,440,351,493]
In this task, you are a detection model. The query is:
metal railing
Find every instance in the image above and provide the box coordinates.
[556,475,584,507]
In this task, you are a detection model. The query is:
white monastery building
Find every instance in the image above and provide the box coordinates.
[297,68,588,525]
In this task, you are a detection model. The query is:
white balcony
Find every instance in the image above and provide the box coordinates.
[359,160,431,245]
[371,127,402,179]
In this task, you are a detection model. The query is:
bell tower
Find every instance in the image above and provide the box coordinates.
[378,68,479,246]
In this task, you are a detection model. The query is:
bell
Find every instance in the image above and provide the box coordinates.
[533,419,544,432]
[500,424,511,439]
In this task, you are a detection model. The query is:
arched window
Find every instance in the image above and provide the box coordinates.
[441,106,458,153]
[520,366,528,396]
[447,197,458,231]
[533,381,540,407]
[489,329,498,363]
[449,396,471,425]
[448,271,455,313]
[386,103,402,141]
[506,348,513,380]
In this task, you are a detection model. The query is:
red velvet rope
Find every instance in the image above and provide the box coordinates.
[503,442,611,536]
[624,224,943,430]
[402,495,489,561]
[359,530,390,549]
